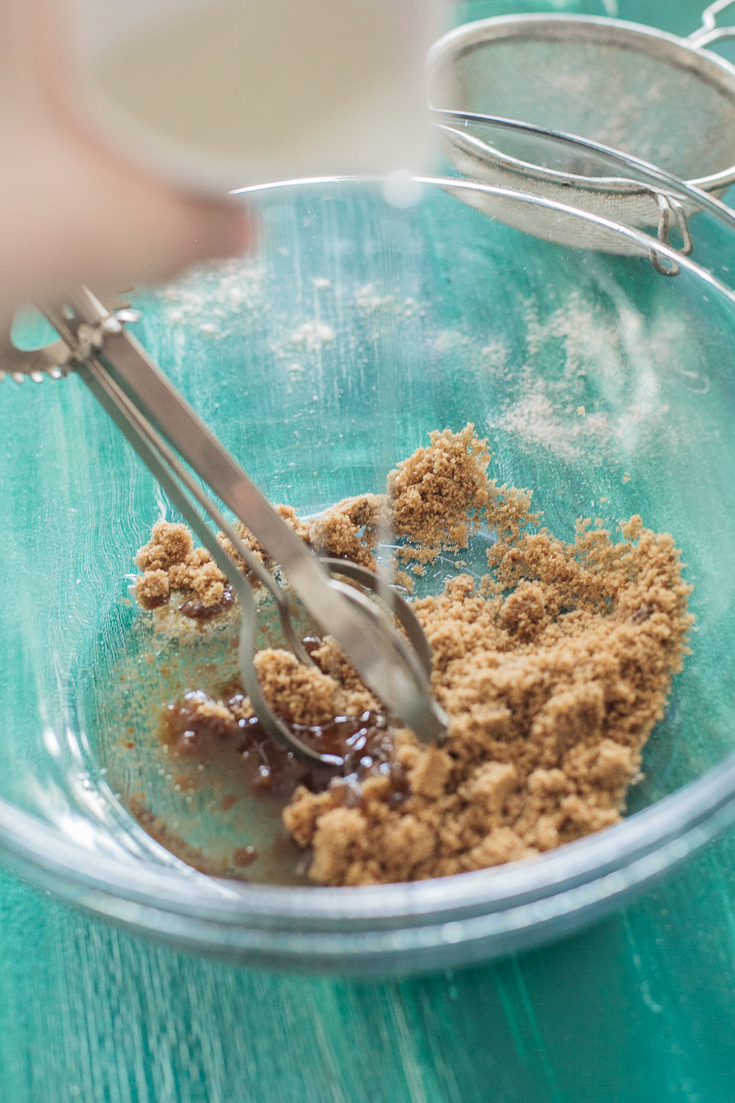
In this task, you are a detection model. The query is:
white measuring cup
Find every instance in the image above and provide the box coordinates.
[62,0,439,194]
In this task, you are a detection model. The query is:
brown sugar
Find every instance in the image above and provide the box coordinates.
[253,646,379,723]
[134,505,311,619]
[389,424,535,563]
[132,426,692,886]
[308,494,388,569]
[135,521,226,612]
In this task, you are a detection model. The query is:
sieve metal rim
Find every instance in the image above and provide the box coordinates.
[433,114,675,200]
[428,11,735,194]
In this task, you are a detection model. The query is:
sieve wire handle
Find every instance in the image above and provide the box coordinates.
[689,0,735,46]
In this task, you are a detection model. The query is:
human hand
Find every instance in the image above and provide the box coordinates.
[0,0,250,314]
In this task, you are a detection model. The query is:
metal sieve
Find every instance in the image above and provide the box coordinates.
[429,0,735,261]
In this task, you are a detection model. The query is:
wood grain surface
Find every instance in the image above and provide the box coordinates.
[2,826,735,1102]
[2,1,734,1100]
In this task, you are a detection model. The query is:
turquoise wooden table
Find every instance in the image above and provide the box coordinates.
[4,1,735,1100]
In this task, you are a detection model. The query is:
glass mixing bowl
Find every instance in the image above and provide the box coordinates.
[4,163,735,976]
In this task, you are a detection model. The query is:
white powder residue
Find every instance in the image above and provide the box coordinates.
[160,259,266,336]
[312,277,331,289]
[490,289,699,462]
[289,322,335,350]
[498,385,611,462]
[521,292,613,375]
[432,329,470,354]
[481,337,508,374]
[355,283,394,313]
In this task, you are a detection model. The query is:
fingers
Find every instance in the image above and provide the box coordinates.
[0,117,252,310]
[0,0,253,313]
[153,193,254,283]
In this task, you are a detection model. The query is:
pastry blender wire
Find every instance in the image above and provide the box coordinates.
[1,288,448,763]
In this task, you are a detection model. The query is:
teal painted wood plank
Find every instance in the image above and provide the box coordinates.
[3,826,735,1102]
[2,2,735,1101]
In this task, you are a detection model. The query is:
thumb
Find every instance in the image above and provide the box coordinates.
[1,118,252,309]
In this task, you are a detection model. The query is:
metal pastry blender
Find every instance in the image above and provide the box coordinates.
[1,288,448,763]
